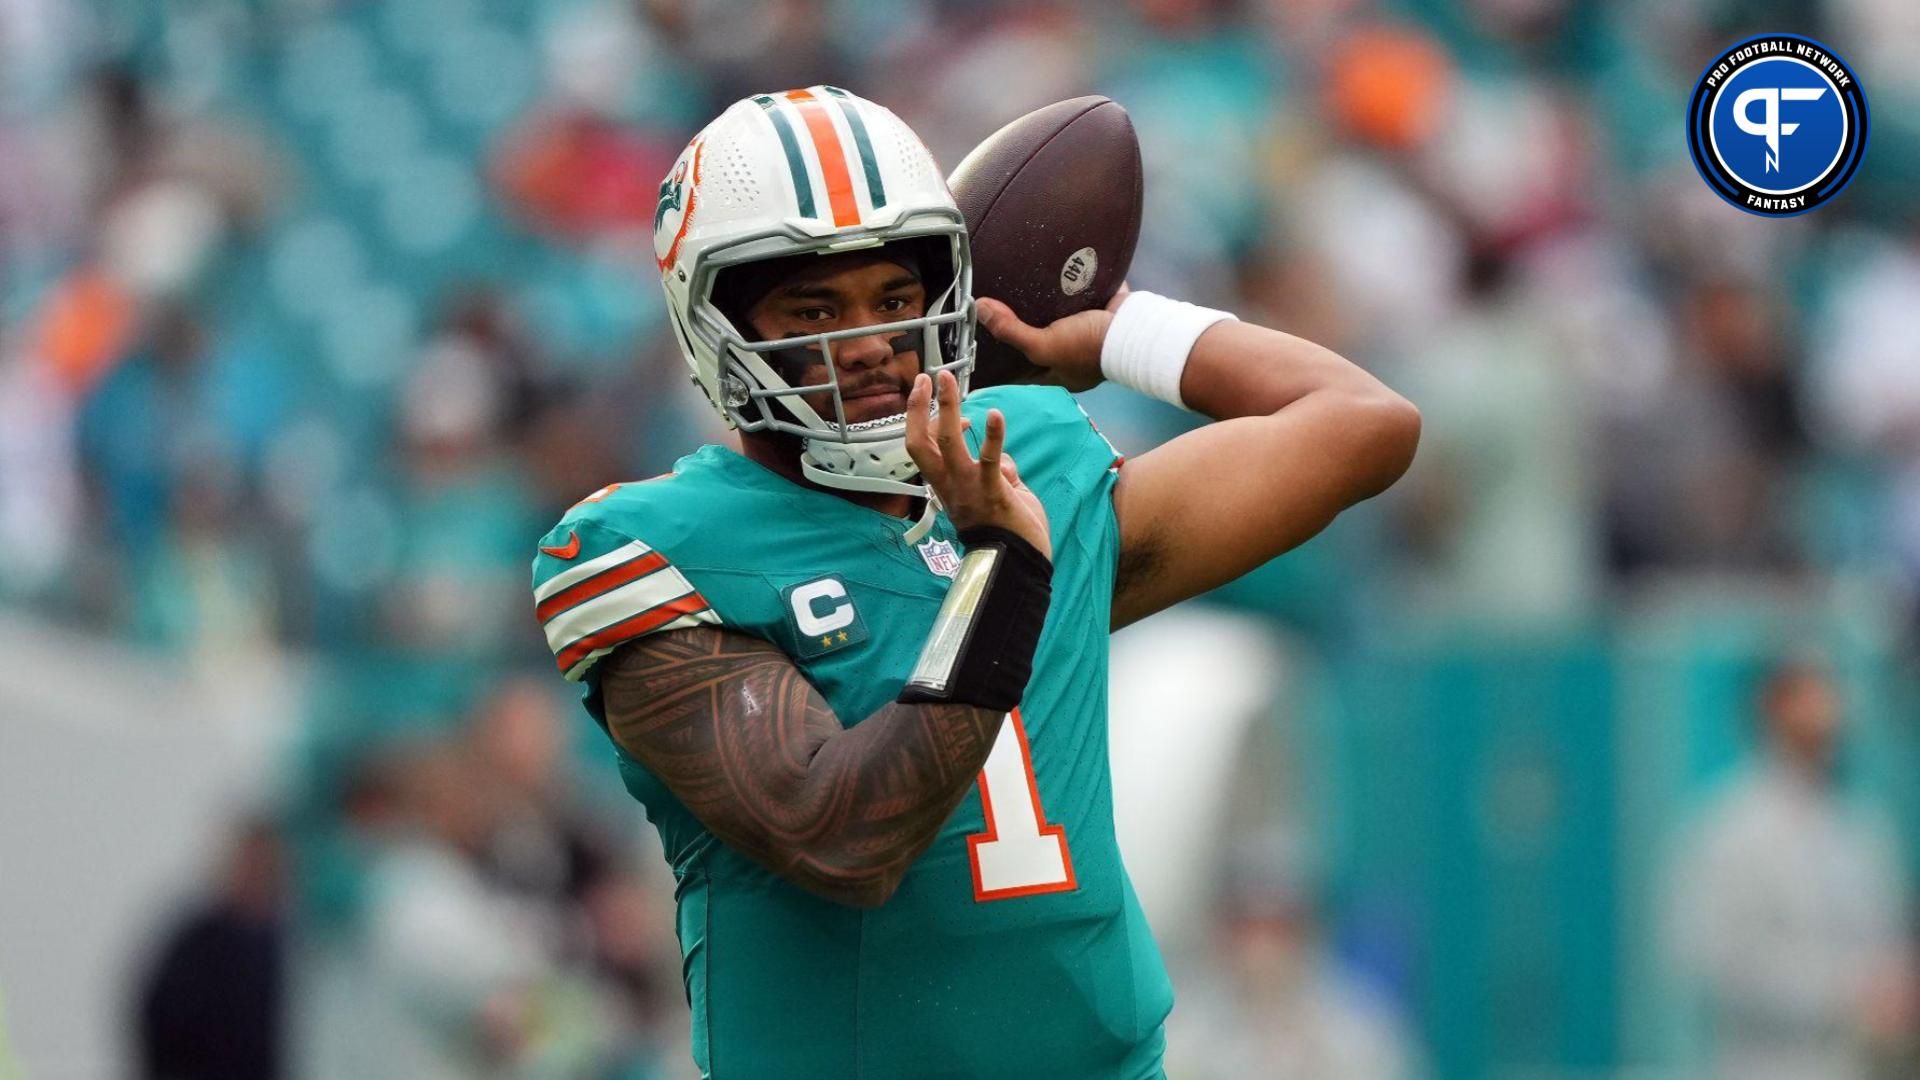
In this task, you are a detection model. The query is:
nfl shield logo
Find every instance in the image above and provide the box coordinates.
[917,538,961,579]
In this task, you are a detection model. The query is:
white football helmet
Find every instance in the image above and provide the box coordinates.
[653,86,974,509]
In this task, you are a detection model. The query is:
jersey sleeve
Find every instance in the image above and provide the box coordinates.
[531,513,722,681]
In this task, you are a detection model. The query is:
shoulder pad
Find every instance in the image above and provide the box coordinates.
[963,385,1123,487]
[532,479,720,681]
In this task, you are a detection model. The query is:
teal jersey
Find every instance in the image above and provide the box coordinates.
[532,386,1172,1079]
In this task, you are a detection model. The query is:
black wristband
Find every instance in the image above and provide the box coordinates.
[896,525,1053,712]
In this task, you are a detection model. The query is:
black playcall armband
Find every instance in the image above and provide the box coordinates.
[897,525,1052,712]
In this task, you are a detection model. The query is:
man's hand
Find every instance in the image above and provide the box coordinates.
[974,287,1130,393]
[906,368,1051,559]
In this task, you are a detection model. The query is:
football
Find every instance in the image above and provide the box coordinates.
[948,95,1143,387]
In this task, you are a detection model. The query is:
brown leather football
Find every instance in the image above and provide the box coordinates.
[948,96,1143,387]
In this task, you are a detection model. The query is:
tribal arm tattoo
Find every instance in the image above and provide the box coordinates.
[598,625,1006,908]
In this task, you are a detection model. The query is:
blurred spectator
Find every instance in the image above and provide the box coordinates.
[1104,0,1274,301]
[575,870,684,1078]
[879,2,1089,167]
[73,304,283,650]
[1386,246,1601,625]
[1666,659,1916,1080]
[302,741,545,1080]
[422,288,547,446]
[0,353,82,597]
[79,306,222,556]
[494,107,675,244]
[1812,226,1920,607]
[132,817,287,1080]
[377,300,544,662]
[669,0,851,108]
[473,677,594,903]
[297,719,681,1080]
[470,679,686,1075]
[518,379,645,522]
[22,64,278,385]
[1606,276,1810,574]
[470,677,630,953]
[1167,831,1424,1079]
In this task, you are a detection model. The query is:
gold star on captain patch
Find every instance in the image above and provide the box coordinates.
[836,630,850,644]
[819,635,834,648]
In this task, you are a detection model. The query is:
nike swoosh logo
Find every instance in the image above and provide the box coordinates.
[540,531,581,560]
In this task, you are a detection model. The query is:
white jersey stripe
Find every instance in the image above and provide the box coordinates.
[562,610,721,682]
[534,539,652,603]
[543,561,704,656]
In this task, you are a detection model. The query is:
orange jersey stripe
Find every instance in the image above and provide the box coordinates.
[785,89,860,227]
[535,549,669,623]
[555,592,710,673]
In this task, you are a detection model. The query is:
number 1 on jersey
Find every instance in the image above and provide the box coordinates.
[968,709,1076,901]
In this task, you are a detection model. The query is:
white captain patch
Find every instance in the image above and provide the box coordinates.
[917,537,961,579]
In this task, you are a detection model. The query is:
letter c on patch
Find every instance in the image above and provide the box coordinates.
[790,578,854,636]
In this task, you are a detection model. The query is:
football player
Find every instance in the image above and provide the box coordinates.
[532,87,1419,1078]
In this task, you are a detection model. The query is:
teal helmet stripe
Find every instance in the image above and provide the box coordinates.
[824,86,887,211]
[752,95,817,219]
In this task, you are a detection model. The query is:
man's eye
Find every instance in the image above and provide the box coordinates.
[795,307,833,322]
[879,297,910,314]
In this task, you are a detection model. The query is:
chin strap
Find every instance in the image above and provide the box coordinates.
[799,456,942,544]
[901,501,938,544]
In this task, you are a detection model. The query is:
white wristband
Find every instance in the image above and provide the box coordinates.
[1099,290,1237,410]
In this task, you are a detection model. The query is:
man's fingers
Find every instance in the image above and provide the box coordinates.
[977,298,1043,357]
[999,452,1023,488]
[977,409,1006,478]
[904,373,942,478]
[932,369,968,465]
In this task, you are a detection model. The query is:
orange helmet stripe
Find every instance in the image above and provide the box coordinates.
[785,89,861,227]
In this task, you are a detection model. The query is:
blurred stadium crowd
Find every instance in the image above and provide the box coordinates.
[5,0,1920,1077]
